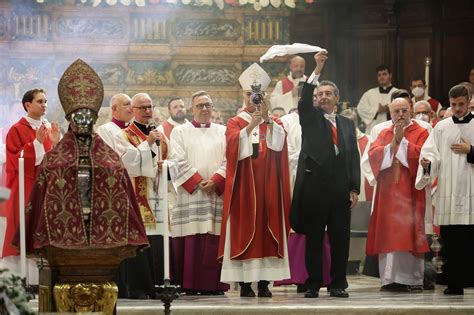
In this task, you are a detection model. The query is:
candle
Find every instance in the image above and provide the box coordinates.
[18,150,27,282]
[161,162,170,280]
[424,57,432,98]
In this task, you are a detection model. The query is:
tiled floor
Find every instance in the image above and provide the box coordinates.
[30,275,474,314]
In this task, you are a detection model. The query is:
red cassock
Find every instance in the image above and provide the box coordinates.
[357,134,374,201]
[2,118,52,257]
[15,132,148,253]
[218,116,292,261]
[365,121,430,258]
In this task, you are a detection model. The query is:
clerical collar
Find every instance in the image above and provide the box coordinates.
[133,121,150,135]
[379,86,393,94]
[112,117,129,129]
[191,120,210,128]
[25,115,45,130]
[452,112,473,124]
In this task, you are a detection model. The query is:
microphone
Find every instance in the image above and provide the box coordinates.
[148,119,160,147]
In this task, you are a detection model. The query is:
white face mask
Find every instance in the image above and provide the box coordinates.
[412,86,425,98]
[415,113,430,123]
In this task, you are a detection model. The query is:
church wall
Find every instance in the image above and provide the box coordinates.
[0,1,292,129]
[293,0,474,108]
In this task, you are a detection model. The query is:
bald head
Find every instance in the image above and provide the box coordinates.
[110,93,132,122]
[390,98,411,126]
[289,55,305,79]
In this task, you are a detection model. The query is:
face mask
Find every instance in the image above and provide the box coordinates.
[412,87,425,98]
[415,113,430,123]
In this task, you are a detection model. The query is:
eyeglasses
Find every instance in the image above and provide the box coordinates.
[133,105,154,111]
[195,103,213,110]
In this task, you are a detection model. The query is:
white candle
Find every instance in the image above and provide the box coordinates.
[161,162,170,280]
[424,57,431,98]
[18,150,27,282]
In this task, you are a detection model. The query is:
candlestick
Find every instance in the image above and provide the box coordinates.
[161,162,170,280]
[19,150,27,283]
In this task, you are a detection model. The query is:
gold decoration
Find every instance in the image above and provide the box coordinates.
[53,281,118,315]
[58,59,104,117]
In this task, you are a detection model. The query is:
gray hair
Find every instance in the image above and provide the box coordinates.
[131,93,152,105]
[318,80,339,97]
[413,100,431,112]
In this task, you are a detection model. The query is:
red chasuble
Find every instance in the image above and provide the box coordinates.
[365,121,429,257]
[2,118,52,257]
[218,116,291,261]
[357,134,374,201]
[18,132,148,253]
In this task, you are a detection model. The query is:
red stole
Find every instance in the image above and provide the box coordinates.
[281,76,295,95]
[2,117,52,257]
[123,123,157,226]
[162,121,174,140]
[365,121,430,257]
[16,132,148,253]
[218,116,291,261]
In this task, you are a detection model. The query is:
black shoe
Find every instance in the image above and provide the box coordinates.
[239,283,256,298]
[380,283,410,292]
[409,285,423,293]
[423,283,435,291]
[200,290,225,296]
[444,287,464,295]
[257,280,272,298]
[184,289,199,296]
[304,289,319,298]
[257,287,272,298]
[296,284,307,293]
[329,288,349,298]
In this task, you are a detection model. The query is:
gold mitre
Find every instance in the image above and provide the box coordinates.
[58,59,104,117]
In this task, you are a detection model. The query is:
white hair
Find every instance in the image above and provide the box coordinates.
[413,100,432,112]
[131,93,152,105]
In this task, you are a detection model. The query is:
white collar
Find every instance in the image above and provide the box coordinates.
[24,115,47,130]
[167,117,187,127]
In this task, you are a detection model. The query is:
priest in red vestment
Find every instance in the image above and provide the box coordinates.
[1,88,60,282]
[16,59,148,257]
[218,63,292,298]
[362,97,430,291]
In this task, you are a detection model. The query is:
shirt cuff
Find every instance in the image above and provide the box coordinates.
[395,137,409,168]
[181,172,203,194]
[211,173,225,196]
[380,143,393,171]
[307,72,320,86]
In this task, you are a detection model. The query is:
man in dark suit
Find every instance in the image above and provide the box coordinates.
[290,51,360,298]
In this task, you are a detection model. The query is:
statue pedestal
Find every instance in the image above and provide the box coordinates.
[38,245,138,315]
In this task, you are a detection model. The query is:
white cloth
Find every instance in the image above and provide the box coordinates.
[379,252,424,286]
[168,122,226,237]
[259,43,327,62]
[416,117,474,225]
[220,212,290,283]
[270,74,307,113]
[156,117,188,142]
[357,87,398,133]
[281,112,301,195]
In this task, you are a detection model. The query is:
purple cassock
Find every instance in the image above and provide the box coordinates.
[274,232,331,287]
